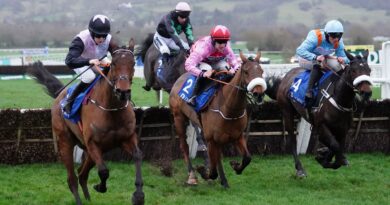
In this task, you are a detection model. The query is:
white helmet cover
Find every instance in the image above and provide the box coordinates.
[324,20,344,33]
[175,2,191,11]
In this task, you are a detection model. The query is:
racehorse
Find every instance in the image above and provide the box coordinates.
[136,33,187,93]
[169,52,267,187]
[265,50,372,177]
[27,40,144,205]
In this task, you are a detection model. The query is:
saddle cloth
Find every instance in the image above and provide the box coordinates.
[61,76,101,123]
[178,75,217,112]
[289,70,333,107]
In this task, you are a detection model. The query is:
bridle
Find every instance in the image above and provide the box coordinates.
[89,48,135,111]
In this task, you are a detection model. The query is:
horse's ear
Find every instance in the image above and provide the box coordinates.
[239,50,247,63]
[344,49,355,61]
[362,49,369,61]
[254,51,261,63]
[128,38,135,52]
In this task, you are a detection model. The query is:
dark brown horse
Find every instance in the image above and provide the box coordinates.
[169,52,267,187]
[136,33,187,93]
[27,40,144,205]
[265,50,372,177]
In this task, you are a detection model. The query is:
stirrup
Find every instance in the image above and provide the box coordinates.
[63,101,72,114]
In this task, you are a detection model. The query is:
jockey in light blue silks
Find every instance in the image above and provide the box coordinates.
[296,19,350,109]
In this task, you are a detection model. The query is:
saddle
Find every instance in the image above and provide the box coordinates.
[155,51,185,90]
[289,70,334,108]
[178,74,232,112]
[61,76,101,123]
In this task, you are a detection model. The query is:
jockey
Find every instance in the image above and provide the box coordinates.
[153,1,194,67]
[64,14,118,114]
[185,25,240,102]
[296,19,350,108]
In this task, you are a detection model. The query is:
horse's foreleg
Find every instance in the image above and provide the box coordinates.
[207,142,219,181]
[318,125,347,169]
[86,143,109,193]
[77,154,94,201]
[173,114,197,184]
[58,139,83,205]
[122,137,145,205]
[284,114,306,177]
[217,157,229,188]
[230,136,251,175]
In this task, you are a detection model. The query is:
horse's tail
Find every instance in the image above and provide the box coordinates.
[26,61,64,98]
[265,75,282,100]
[135,33,154,63]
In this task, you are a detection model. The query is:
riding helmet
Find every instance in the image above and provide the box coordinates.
[88,14,111,35]
[210,25,231,40]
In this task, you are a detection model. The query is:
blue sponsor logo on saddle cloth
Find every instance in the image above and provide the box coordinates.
[61,76,101,123]
[178,75,217,112]
[289,70,332,107]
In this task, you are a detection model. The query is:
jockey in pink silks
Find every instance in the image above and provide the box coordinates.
[184,25,240,102]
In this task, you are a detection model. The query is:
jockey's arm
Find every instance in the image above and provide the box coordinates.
[65,37,90,69]
[185,50,206,77]
[296,30,318,61]
[335,40,350,64]
[225,43,240,72]
[164,15,185,49]
[184,20,194,47]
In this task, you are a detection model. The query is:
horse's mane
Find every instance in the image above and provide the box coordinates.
[135,33,154,63]
[265,75,282,100]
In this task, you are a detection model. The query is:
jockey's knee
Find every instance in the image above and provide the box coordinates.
[214,61,230,71]
[199,62,212,71]
[80,69,96,83]
[159,46,170,55]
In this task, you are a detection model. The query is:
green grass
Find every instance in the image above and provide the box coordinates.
[0,78,169,109]
[0,153,388,205]
[0,78,381,109]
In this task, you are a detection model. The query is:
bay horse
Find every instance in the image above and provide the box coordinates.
[265,50,372,177]
[27,40,144,205]
[169,52,267,187]
[136,33,187,93]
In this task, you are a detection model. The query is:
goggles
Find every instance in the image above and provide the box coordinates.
[92,33,108,39]
[176,11,190,18]
[214,39,228,44]
[328,32,343,39]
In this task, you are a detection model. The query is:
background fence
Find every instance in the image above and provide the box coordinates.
[0,101,389,164]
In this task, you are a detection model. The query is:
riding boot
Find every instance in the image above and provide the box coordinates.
[305,63,323,109]
[63,82,90,114]
[188,78,201,105]
[161,53,170,69]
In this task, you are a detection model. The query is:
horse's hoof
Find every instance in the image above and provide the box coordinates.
[186,171,198,185]
[195,166,208,180]
[93,184,107,193]
[132,191,145,205]
[142,85,151,91]
[221,182,230,189]
[341,159,349,166]
[186,178,198,185]
[295,170,307,178]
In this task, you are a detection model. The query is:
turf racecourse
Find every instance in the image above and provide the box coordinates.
[0,153,388,205]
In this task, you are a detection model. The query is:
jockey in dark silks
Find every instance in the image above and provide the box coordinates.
[145,2,194,91]
[63,14,118,114]
[296,19,350,109]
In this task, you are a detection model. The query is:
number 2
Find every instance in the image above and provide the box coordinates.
[183,79,193,94]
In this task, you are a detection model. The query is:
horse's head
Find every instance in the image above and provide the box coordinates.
[109,39,135,101]
[239,51,267,103]
[344,49,373,104]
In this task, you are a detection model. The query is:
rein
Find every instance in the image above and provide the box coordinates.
[89,98,129,111]
[88,48,134,112]
[321,59,359,92]
[206,71,247,91]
